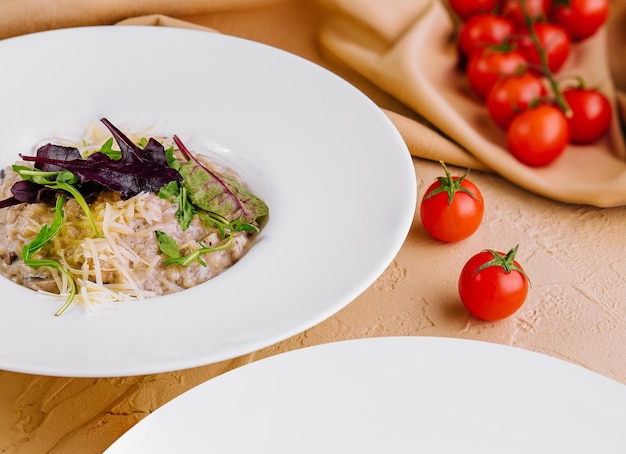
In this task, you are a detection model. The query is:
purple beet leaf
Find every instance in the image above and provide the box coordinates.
[18,118,182,198]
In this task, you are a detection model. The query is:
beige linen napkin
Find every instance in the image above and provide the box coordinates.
[317,0,626,207]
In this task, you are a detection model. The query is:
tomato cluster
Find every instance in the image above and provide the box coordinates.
[450,0,612,166]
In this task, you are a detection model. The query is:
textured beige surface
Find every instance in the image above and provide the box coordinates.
[1,1,626,452]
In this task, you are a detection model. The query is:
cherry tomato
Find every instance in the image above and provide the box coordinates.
[516,22,571,74]
[448,0,499,20]
[466,47,528,98]
[551,0,609,42]
[458,14,515,57]
[420,162,484,243]
[507,103,569,166]
[487,72,547,129]
[458,245,529,321]
[500,0,552,30]
[562,87,612,144]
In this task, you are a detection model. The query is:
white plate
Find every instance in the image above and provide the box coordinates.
[0,27,415,377]
[104,336,626,453]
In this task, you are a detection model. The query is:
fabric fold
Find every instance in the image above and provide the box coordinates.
[116,14,219,32]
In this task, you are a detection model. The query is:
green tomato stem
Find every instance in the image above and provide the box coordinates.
[423,161,478,207]
[520,0,572,118]
[474,244,532,285]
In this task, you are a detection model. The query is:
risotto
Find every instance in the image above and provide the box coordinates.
[0,119,268,315]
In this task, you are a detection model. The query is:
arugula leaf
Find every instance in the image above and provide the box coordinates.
[155,230,234,267]
[164,146,180,171]
[22,195,66,259]
[194,210,259,236]
[155,230,181,259]
[94,138,121,160]
[158,181,194,231]
[13,167,100,237]
[52,180,100,236]
[21,195,77,316]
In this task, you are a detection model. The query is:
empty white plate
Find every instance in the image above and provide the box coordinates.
[105,336,626,453]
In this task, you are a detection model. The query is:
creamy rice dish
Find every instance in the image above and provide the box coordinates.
[0,119,268,315]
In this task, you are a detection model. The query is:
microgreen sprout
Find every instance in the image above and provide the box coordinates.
[155,230,235,267]
[21,195,77,316]
[13,165,100,237]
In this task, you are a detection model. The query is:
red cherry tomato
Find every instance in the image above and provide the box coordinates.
[420,162,484,243]
[448,0,499,20]
[507,104,569,166]
[466,47,528,98]
[487,72,547,129]
[551,0,609,42]
[458,14,515,57]
[516,22,571,74]
[562,87,612,144]
[500,0,552,30]
[458,245,530,321]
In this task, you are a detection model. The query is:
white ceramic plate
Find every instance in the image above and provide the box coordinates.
[104,336,626,453]
[0,27,415,377]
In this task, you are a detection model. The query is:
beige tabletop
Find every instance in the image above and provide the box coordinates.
[1,1,626,453]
